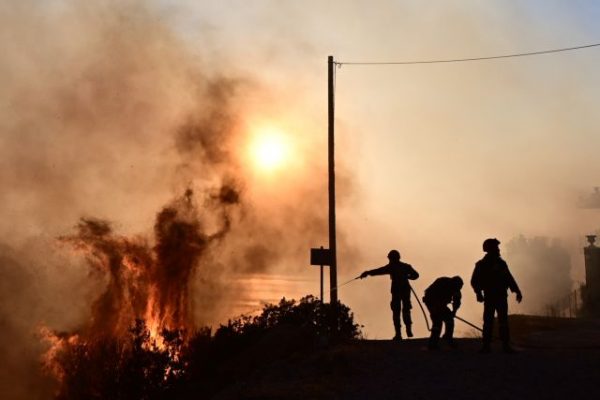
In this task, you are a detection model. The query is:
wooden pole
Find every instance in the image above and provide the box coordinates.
[328,55,338,304]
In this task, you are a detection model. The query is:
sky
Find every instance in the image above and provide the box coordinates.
[3,0,600,351]
[160,0,600,337]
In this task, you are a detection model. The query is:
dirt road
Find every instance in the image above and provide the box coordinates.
[217,318,600,400]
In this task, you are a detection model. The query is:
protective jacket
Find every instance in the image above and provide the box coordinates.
[366,261,419,294]
[471,254,520,299]
[423,277,461,312]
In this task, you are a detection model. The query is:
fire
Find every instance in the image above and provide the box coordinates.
[40,327,79,383]
[41,188,239,392]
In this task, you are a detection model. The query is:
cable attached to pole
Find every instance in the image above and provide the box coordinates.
[336,42,600,66]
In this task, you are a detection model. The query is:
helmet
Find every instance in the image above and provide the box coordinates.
[451,276,463,288]
[387,249,401,261]
[482,238,500,253]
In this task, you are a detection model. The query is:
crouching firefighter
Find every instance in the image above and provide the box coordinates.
[360,250,419,340]
[423,276,463,350]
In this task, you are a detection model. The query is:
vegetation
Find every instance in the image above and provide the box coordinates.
[51,320,187,400]
[49,296,361,400]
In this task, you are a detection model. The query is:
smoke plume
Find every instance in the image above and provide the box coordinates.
[505,235,573,314]
[0,1,339,398]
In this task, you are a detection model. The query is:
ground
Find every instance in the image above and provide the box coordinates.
[214,316,600,400]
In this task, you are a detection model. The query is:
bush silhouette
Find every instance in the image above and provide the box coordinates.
[48,296,360,399]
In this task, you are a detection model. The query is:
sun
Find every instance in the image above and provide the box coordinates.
[250,129,289,171]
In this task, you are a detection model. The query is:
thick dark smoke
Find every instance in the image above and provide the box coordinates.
[0,1,338,398]
[57,188,236,340]
[176,80,243,166]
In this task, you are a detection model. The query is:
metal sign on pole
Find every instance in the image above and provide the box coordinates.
[310,246,331,302]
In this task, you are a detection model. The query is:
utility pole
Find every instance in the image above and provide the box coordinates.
[328,55,338,304]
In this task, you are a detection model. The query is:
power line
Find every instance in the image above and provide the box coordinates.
[336,42,600,66]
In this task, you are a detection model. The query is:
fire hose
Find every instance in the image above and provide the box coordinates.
[454,314,483,332]
[335,277,485,334]
[332,281,599,349]
[409,284,431,332]
[333,278,435,332]
[410,284,484,332]
[330,276,360,292]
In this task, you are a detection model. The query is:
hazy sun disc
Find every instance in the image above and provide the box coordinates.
[251,131,288,171]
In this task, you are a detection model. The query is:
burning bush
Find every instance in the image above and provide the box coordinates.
[43,297,360,399]
[43,320,189,400]
[39,186,360,399]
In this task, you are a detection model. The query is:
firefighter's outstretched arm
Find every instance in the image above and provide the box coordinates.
[360,265,390,279]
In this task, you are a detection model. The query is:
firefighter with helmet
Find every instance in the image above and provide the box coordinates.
[423,276,463,350]
[360,250,419,340]
[471,238,523,353]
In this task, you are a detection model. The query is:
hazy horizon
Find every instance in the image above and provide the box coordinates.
[2,3,600,397]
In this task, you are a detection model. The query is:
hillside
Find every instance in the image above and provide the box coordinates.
[214,316,600,400]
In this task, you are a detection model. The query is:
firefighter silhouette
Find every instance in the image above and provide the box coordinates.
[423,276,463,350]
[471,238,523,353]
[360,250,419,340]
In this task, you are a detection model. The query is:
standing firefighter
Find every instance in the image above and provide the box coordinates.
[360,250,419,340]
[423,276,463,350]
[471,238,523,353]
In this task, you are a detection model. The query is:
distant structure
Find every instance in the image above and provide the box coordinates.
[579,187,600,209]
[583,235,600,315]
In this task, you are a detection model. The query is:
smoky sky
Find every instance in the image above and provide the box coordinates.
[2,2,600,394]
[0,1,344,398]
